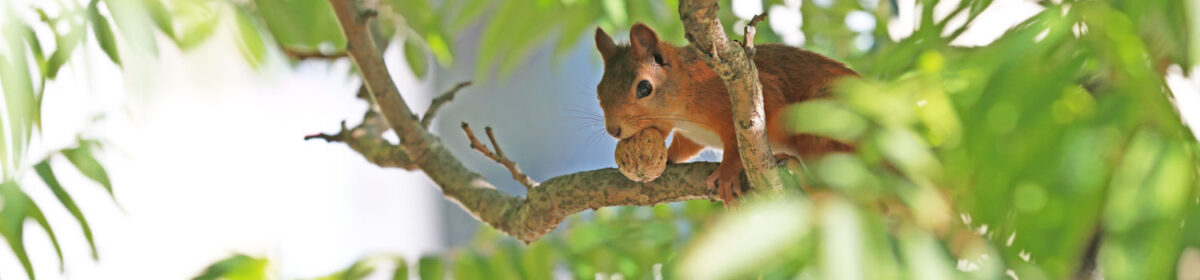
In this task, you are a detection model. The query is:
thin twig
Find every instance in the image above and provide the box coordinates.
[461,123,539,190]
[280,44,348,60]
[304,121,350,142]
[744,12,767,55]
[421,81,472,129]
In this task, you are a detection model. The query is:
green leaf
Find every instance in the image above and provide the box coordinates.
[102,0,158,55]
[1,18,36,171]
[22,25,46,77]
[173,0,220,50]
[391,257,408,280]
[403,39,429,79]
[387,0,434,33]
[234,7,268,69]
[678,199,812,279]
[426,31,453,67]
[144,0,175,38]
[88,0,123,66]
[446,0,490,33]
[191,254,270,280]
[254,0,346,54]
[316,257,377,280]
[26,197,64,272]
[62,142,113,197]
[35,161,98,259]
[782,99,869,142]
[452,252,485,280]
[45,20,85,79]
[417,256,443,280]
[0,182,34,279]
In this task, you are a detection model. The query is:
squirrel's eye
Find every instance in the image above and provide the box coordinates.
[636,80,652,98]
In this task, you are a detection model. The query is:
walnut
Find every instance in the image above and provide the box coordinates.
[615,128,668,182]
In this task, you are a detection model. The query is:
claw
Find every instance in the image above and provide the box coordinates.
[706,167,744,209]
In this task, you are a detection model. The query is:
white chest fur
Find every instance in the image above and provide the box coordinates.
[674,122,724,148]
[674,121,800,156]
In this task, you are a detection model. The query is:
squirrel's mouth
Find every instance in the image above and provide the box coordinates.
[618,126,666,140]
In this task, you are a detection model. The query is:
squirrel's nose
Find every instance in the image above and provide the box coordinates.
[607,126,622,138]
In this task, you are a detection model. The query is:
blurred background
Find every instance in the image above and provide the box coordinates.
[0,0,1198,279]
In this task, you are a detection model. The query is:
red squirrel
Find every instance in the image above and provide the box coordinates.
[594,23,855,205]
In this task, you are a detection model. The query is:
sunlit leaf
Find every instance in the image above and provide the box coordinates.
[144,0,176,38]
[103,0,158,55]
[234,7,268,69]
[254,0,346,54]
[191,254,269,280]
[45,17,85,79]
[88,0,123,66]
[0,182,34,280]
[62,142,113,197]
[26,198,64,272]
[34,161,98,259]
[678,199,811,279]
[403,39,429,79]
[392,257,408,280]
[782,99,868,142]
[173,0,220,50]
[0,16,36,171]
[417,255,443,280]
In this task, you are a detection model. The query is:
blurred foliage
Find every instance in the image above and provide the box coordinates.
[2,0,122,278]
[4,0,1200,279]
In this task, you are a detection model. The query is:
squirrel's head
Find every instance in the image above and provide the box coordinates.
[594,23,682,140]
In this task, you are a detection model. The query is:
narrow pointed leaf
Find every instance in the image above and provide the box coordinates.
[88,0,123,66]
[0,182,34,280]
[392,257,408,280]
[45,20,84,79]
[144,0,175,38]
[26,198,64,272]
[35,161,98,259]
[234,7,267,69]
[23,26,45,76]
[102,0,158,55]
[403,39,429,79]
[62,144,113,197]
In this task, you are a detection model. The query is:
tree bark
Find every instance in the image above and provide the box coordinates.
[678,0,782,192]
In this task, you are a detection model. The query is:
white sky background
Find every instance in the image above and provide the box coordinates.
[0,0,1197,279]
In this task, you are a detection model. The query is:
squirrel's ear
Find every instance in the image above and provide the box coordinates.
[629,23,660,58]
[595,27,616,61]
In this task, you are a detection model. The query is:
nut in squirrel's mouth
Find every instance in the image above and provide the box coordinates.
[618,127,666,141]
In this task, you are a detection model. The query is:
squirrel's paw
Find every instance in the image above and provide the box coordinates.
[706,165,745,209]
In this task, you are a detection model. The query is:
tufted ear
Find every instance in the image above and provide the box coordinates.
[629,23,660,59]
[595,27,617,61]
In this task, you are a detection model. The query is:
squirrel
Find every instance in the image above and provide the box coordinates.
[594,23,855,205]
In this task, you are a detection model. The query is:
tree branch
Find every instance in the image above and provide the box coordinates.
[679,0,782,192]
[460,123,539,190]
[304,111,419,170]
[421,81,471,129]
[324,0,738,243]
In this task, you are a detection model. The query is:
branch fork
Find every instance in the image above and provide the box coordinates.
[460,123,539,191]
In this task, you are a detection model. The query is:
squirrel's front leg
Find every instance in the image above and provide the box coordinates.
[707,140,746,208]
[667,133,705,164]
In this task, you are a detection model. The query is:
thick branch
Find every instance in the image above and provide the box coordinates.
[461,123,539,190]
[679,0,782,193]
[326,0,733,243]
